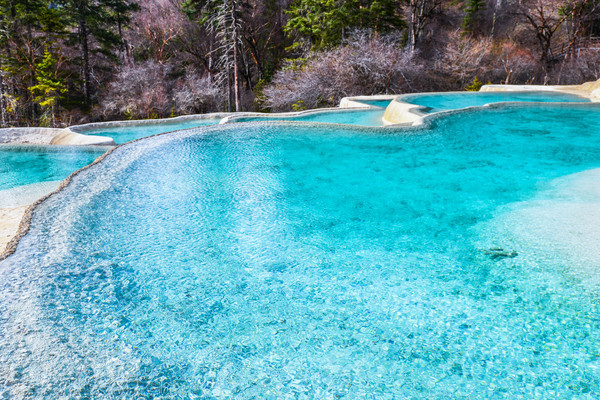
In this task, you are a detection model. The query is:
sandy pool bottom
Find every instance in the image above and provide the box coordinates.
[0,181,61,254]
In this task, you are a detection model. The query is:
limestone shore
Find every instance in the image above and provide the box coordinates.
[0,127,115,146]
[0,181,61,259]
[0,206,27,255]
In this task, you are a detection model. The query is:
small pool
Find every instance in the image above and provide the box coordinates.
[229,109,386,127]
[402,91,590,113]
[79,118,222,144]
[351,99,393,108]
[0,145,109,191]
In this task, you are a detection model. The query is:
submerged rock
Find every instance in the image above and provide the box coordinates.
[482,247,519,260]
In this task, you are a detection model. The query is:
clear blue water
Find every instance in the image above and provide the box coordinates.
[80,118,221,144]
[402,91,590,113]
[232,109,386,126]
[351,99,393,108]
[2,104,600,398]
[0,145,109,191]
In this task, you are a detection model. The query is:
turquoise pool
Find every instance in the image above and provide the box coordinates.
[79,118,222,144]
[351,99,393,108]
[0,145,109,191]
[2,103,600,398]
[229,109,386,126]
[402,91,590,112]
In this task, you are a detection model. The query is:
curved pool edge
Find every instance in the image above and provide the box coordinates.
[0,145,120,261]
[0,120,416,261]
[68,112,237,133]
[0,122,210,261]
[219,106,376,124]
[480,83,600,101]
[0,127,116,146]
[339,94,399,108]
[384,88,595,126]
[4,101,600,262]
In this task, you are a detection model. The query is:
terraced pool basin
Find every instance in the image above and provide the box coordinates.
[3,103,600,397]
[227,108,387,127]
[401,91,590,113]
[77,118,222,144]
[0,145,109,191]
[350,99,393,108]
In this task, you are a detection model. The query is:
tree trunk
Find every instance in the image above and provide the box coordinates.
[408,1,417,51]
[232,6,241,112]
[233,42,241,112]
[0,72,6,127]
[79,17,91,106]
[226,69,232,112]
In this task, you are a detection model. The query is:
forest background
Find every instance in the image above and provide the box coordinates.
[1,0,599,126]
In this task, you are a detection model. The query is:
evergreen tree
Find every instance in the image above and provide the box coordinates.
[0,0,66,124]
[61,0,137,106]
[28,47,67,126]
[284,0,404,51]
[461,0,486,36]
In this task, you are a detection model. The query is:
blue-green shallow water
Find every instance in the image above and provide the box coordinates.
[2,104,600,398]
[0,145,109,191]
[232,109,386,127]
[402,91,590,113]
[80,118,221,144]
[351,99,393,108]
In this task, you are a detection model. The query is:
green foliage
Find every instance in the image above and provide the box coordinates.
[0,0,137,124]
[28,49,67,125]
[461,0,485,36]
[292,100,306,110]
[63,0,136,58]
[253,77,271,112]
[284,0,404,51]
[29,49,67,106]
[465,76,483,91]
[281,57,307,71]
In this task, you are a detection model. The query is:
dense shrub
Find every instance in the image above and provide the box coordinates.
[439,34,539,87]
[263,34,422,111]
[100,61,174,119]
[99,62,224,119]
[173,69,225,114]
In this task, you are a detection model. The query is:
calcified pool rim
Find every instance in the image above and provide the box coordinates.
[383,90,593,125]
[219,105,382,125]
[3,100,600,263]
[69,112,232,133]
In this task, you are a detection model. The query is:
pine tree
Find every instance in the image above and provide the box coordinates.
[462,0,486,36]
[0,0,66,124]
[284,0,404,52]
[28,48,67,126]
[62,0,137,106]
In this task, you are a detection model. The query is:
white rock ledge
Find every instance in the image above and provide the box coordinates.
[50,129,115,146]
[0,127,115,146]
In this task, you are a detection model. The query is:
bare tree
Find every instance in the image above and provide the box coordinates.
[519,0,569,79]
[204,0,250,112]
[100,61,174,119]
[173,68,225,113]
[264,34,422,111]
[406,0,442,52]
[129,0,185,63]
[439,32,493,87]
